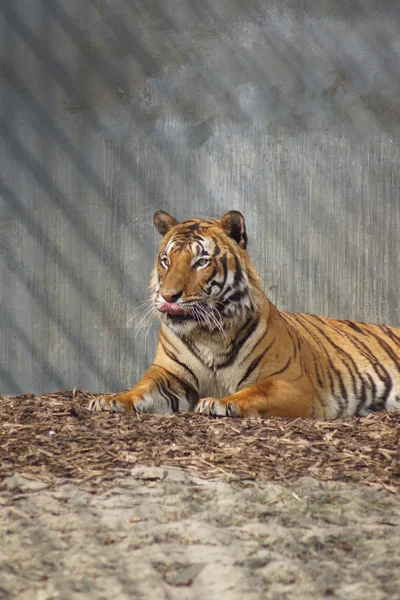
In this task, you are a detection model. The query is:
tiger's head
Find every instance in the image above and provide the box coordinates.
[150,210,263,334]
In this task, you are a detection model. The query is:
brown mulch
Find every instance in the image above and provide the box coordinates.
[1,390,400,492]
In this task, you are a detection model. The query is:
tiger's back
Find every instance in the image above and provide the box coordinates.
[283,311,400,417]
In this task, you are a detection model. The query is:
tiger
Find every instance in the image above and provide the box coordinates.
[89,210,400,419]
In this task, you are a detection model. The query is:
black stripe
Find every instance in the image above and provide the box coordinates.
[374,362,393,404]
[223,289,247,304]
[219,286,234,304]
[382,325,400,348]
[233,254,243,286]
[344,321,365,334]
[285,313,341,400]
[147,375,165,399]
[218,316,260,368]
[153,363,187,386]
[180,381,200,407]
[361,373,382,412]
[237,326,269,367]
[303,315,360,400]
[354,376,369,415]
[153,364,199,409]
[220,254,228,289]
[234,314,256,340]
[148,375,176,411]
[212,238,221,257]
[179,334,206,365]
[204,267,218,294]
[237,337,276,387]
[280,314,301,361]
[208,266,217,280]
[159,378,180,413]
[159,337,199,388]
[268,357,292,378]
[208,278,223,291]
[312,352,324,387]
[198,283,209,295]
[313,315,394,407]
[366,330,400,369]
[366,372,377,398]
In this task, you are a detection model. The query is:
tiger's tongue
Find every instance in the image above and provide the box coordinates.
[159,303,186,315]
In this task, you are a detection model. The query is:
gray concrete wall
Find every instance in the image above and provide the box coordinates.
[1,0,399,394]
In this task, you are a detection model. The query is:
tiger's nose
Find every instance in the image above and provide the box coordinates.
[162,290,183,303]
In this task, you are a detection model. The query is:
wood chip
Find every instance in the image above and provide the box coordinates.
[0,391,399,492]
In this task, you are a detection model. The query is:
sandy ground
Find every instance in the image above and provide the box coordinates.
[1,393,399,599]
[1,468,400,600]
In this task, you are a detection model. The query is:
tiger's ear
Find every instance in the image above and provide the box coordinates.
[153,211,179,235]
[220,211,247,249]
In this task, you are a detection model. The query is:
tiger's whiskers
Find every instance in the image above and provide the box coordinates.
[134,298,157,341]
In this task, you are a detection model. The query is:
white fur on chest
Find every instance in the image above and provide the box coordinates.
[196,364,239,398]
[177,338,242,398]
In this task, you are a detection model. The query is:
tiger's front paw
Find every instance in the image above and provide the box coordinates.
[88,393,150,414]
[194,397,241,418]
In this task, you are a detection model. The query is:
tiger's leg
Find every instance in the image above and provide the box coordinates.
[89,364,198,414]
[195,379,324,419]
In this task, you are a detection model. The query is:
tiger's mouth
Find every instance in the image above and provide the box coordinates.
[158,300,225,329]
[158,302,195,322]
[166,313,195,322]
[159,302,188,316]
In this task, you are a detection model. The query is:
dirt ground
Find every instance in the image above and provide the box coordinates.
[1,391,400,599]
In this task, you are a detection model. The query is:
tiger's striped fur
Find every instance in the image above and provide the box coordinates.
[89,210,400,419]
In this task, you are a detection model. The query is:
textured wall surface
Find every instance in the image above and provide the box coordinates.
[1,0,399,394]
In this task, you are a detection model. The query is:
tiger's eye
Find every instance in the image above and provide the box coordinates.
[196,258,209,268]
[160,256,169,269]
